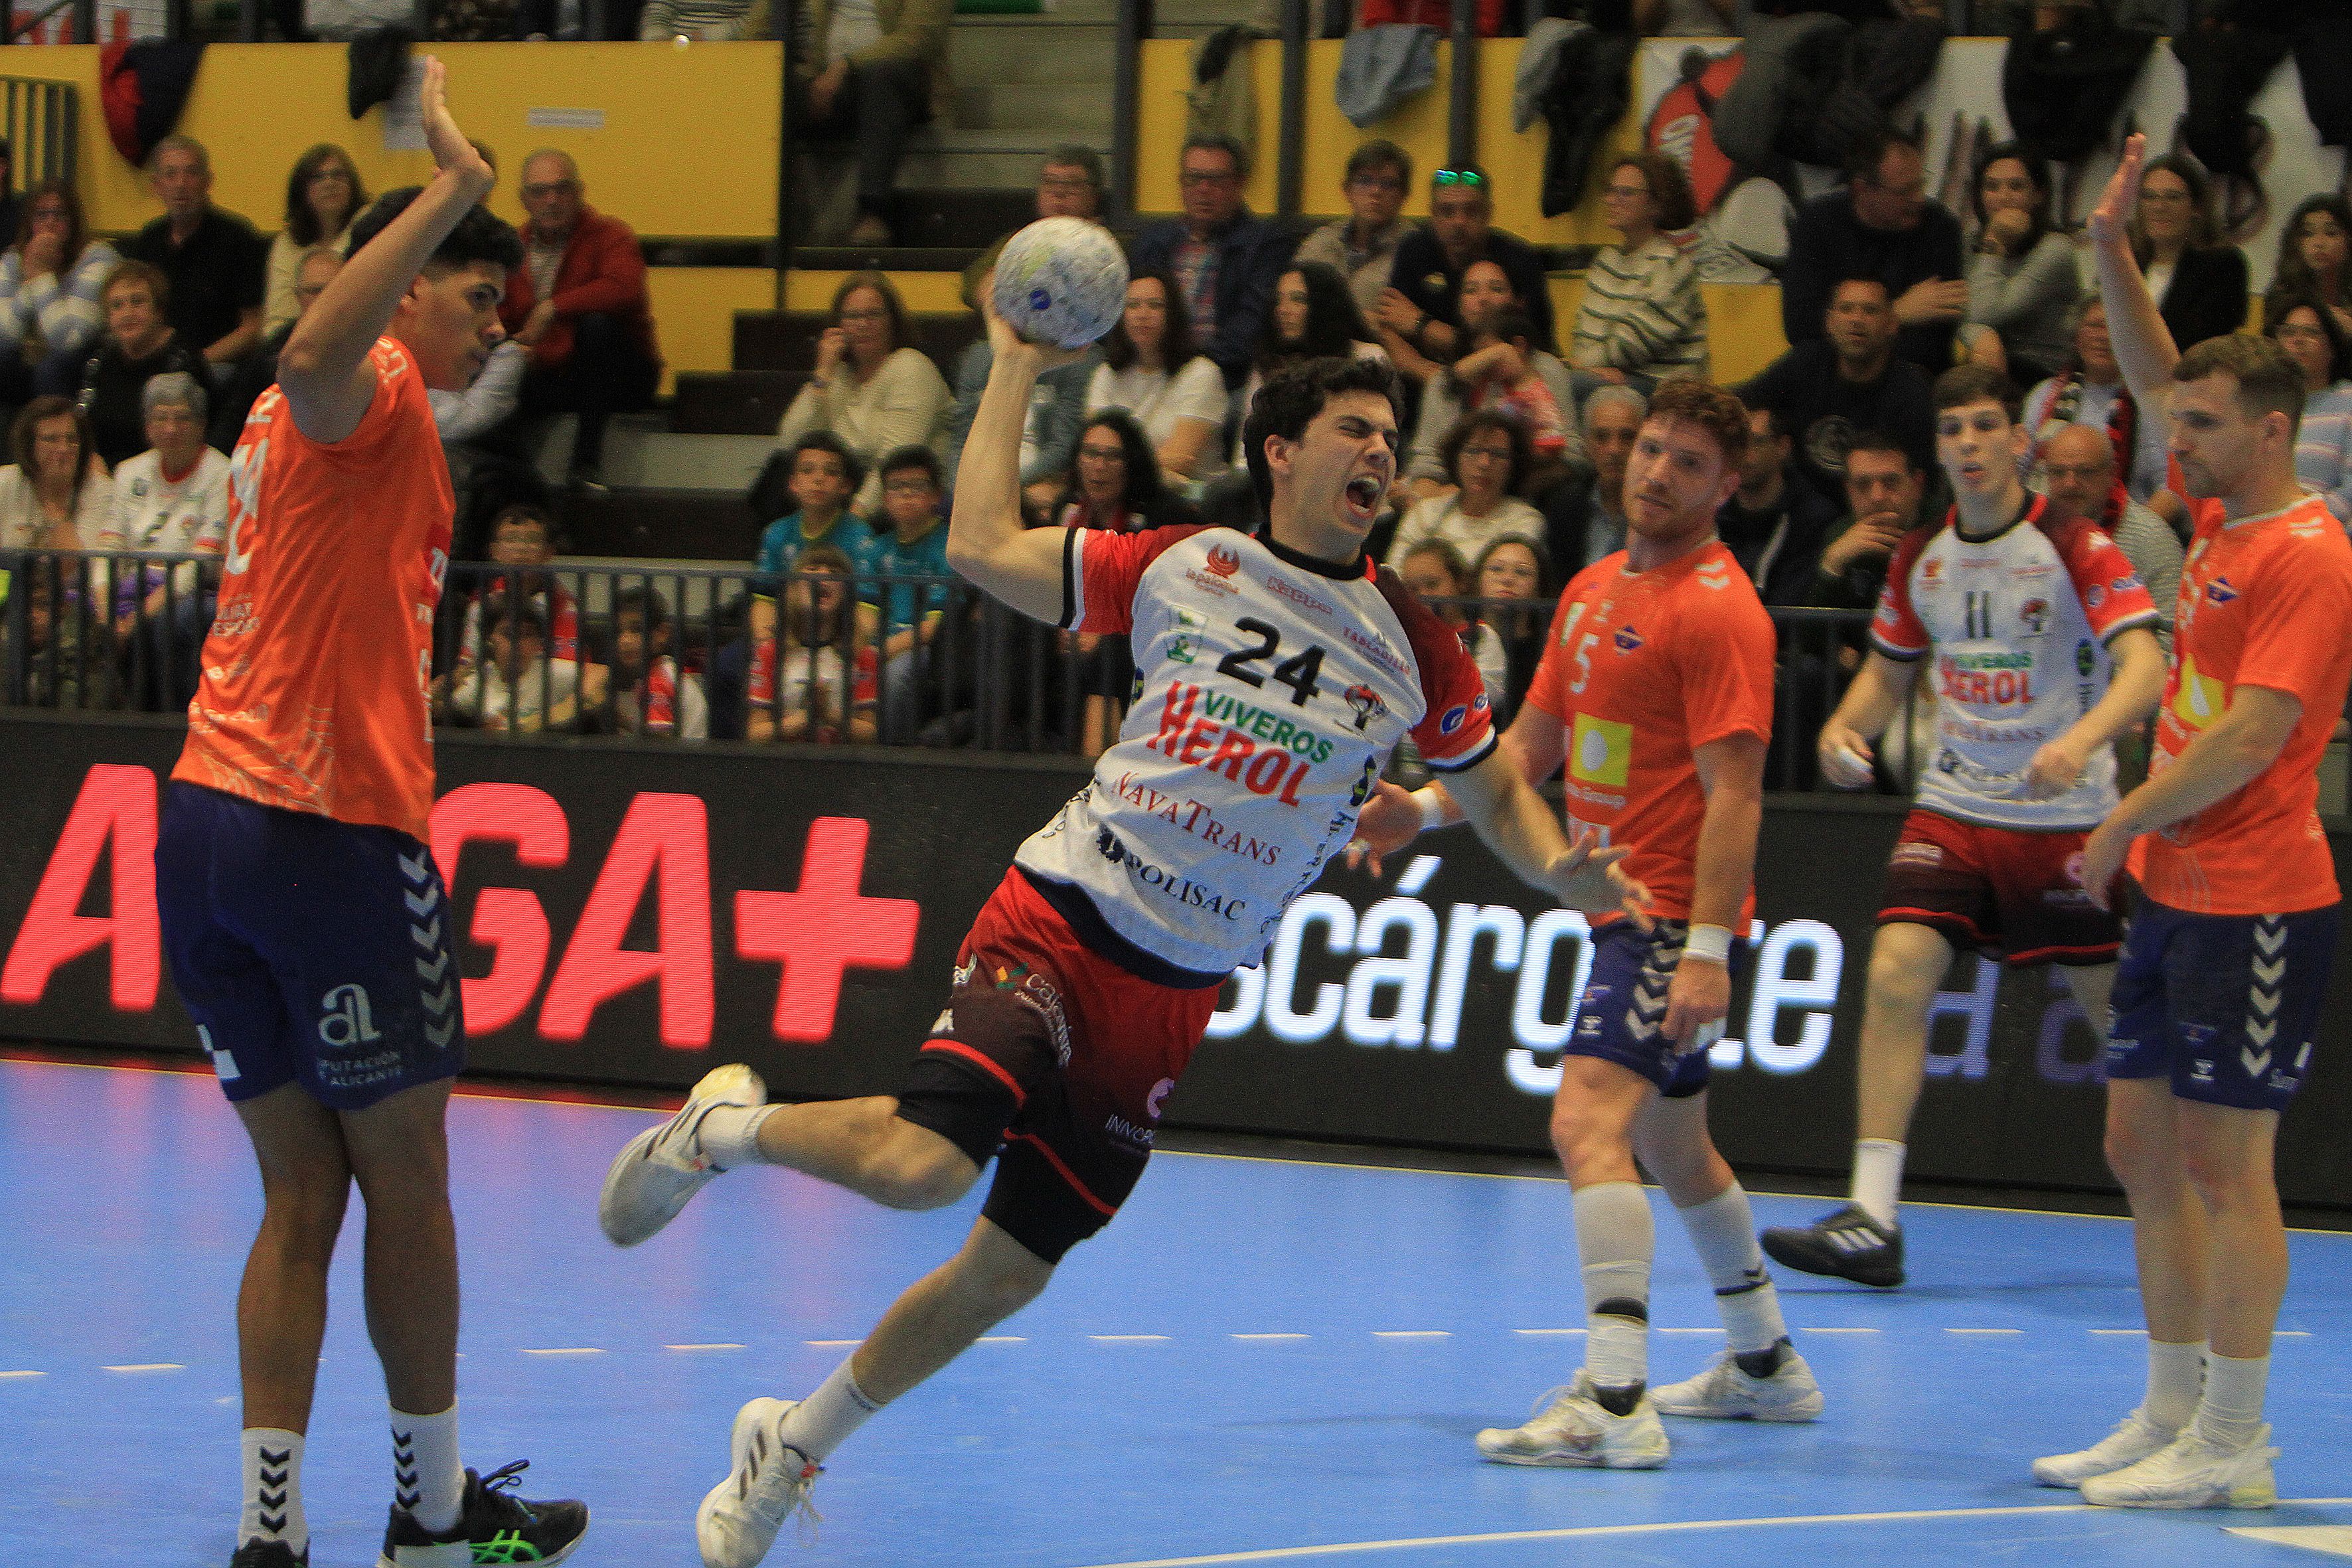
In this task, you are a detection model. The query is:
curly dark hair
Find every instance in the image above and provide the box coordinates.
[1255,261,1375,375]
[1071,408,1166,515]
[349,187,522,274]
[1240,355,1401,514]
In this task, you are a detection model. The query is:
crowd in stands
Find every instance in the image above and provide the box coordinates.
[9,13,2351,770]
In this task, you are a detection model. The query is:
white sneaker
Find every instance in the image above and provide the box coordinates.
[1651,1347,1824,1422]
[695,1397,822,1568]
[2031,1407,2179,1487]
[1475,1375,1670,1468]
[600,1064,766,1247]
[2079,1423,2278,1510]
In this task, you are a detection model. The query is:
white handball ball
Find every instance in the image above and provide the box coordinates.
[991,217,1130,350]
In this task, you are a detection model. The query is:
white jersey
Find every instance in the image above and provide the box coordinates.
[1016,525,1497,984]
[1870,494,2160,831]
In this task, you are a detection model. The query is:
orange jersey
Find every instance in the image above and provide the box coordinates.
[2130,493,2352,914]
[1523,541,1777,923]
[173,338,453,842]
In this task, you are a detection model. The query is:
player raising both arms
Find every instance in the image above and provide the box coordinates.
[2035,133,2352,1510]
[597,313,1644,1568]
[154,62,588,1568]
[1761,362,2165,1288]
[1354,378,1823,1468]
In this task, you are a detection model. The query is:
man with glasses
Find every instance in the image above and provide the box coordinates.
[1034,145,1106,224]
[1781,127,1965,377]
[1378,163,1558,385]
[1128,134,1292,390]
[499,149,661,491]
[1295,139,1415,324]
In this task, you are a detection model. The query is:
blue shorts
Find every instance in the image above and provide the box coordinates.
[1565,919,1745,1098]
[155,782,465,1111]
[2106,898,2337,1111]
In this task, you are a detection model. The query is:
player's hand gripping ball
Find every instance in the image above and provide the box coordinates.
[991,218,1131,350]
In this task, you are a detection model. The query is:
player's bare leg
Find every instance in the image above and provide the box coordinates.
[748,1097,982,1211]
[1763,921,1952,1286]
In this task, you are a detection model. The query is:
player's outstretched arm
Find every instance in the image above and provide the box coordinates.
[280,56,495,445]
[1445,745,1650,923]
[2087,133,2179,420]
[2026,626,2166,797]
[946,303,1088,624]
[1346,706,1567,874]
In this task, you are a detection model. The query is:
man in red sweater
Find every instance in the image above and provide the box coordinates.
[503,149,662,489]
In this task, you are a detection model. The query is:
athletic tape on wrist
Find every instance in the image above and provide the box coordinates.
[1416,789,1447,832]
[1684,923,1734,965]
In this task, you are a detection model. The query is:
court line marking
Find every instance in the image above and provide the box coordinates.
[2088,1329,2146,1336]
[976,1336,1026,1344]
[521,1347,605,1356]
[11,1058,2350,1237]
[1057,1498,2352,1568]
[102,1364,182,1373]
[805,1340,862,1348]
[0,1370,43,1379]
[664,1344,744,1352]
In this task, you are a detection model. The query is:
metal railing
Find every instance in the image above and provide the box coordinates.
[0,76,74,189]
[6,550,1923,795]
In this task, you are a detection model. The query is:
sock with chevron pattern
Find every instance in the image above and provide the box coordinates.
[240,1428,307,1557]
[390,1403,465,1535]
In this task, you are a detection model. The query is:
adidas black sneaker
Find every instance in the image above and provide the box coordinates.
[229,1541,307,1568]
[376,1460,588,1567]
[1761,1204,1906,1288]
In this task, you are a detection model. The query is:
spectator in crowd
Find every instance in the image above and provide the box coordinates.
[868,443,953,740]
[1741,275,1935,514]
[2128,153,2246,354]
[1569,153,1709,400]
[779,270,949,516]
[1387,409,1544,567]
[639,0,755,40]
[1469,532,1549,721]
[787,0,951,248]
[214,247,343,451]
[1127,135,1293,390]
[1034,145,1106,223]
[453,502,581,674]
[1540,383,1643,578]
[1397,536,1508,700]
[1379,164,1558,384]
[441,593,590,734]
[1638,0,1735,31]
[2265,293,2352,526]
[601,584,709,740]
[0,181,119,403]
[2021,295,2171,508]
[1230,262,1385,464]
[1293,139,1414,327]
[1808,430,1926,616]
[431,324,532,557]
[264,144,364,337]
[9,562,114,710]
[1780,127,1965,376]
[753,431,879,643]
[2037,422,2183,647]
[1718,402,1838,607]
[503,150,662,490]
[2268,194,2352,336]
[1085,271,1228,489]
[0,394,110,552]
[1961,141,2078,391]
[122,136,265,377]
[1405,260,1579,498]
[79,261,206,468]
[98,370,228,709]
[942,245,1094,516]
[747,545,880,744]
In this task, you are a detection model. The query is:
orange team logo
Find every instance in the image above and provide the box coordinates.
[1205,545,1241,578]
[1342,682,1385,731]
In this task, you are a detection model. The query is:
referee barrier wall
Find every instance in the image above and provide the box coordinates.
[5,713,2348,1210]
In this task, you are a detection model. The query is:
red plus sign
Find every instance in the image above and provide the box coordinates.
[735,817,921,1042]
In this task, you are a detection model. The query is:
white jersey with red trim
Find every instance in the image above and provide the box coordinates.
[1015,524,1497,982]
[1870,495,2159,831]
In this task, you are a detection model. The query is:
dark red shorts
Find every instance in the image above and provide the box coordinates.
[892,868,1221,1264]
[1875,809,2122,966]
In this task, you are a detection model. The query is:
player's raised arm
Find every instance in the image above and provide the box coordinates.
[1443,745,1651,923]
[279,56,495,444]
[2086,134,2180,421]
[946,305,1089,623]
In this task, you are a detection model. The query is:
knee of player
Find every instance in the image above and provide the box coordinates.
[261,1175,353,1252]
[1864,942,1942,1013]
[2175,1133,2267,1208]
[866,1137,980,1211]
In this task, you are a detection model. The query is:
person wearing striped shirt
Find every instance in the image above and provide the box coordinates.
[1568,153,1709,406]
[0,180,118,404]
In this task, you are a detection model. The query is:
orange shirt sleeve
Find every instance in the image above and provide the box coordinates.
[2234,536,2352,708]
[1679,591,1778,751]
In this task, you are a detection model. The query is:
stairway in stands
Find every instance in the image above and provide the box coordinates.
[570,0,1261,564]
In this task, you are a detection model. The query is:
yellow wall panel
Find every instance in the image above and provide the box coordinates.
[1298,38,1448,222]
[784,270,967,313]
[647,266,777,388]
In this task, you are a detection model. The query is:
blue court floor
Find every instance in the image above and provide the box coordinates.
[4,1054,2350,1568]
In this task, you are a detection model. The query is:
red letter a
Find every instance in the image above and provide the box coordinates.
[539,793,714,1046]
[3,764,159,1009]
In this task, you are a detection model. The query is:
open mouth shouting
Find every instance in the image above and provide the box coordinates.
[1344,471,1387,524]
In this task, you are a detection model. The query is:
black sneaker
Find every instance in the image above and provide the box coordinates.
[377,1460,589,1566]
[1761,1204,1906,1287]
[230,1541,307,1568]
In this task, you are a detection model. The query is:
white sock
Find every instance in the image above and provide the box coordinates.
[698,1103,780,1170]
[391,1403,466,1535]
[1573,1182,1654,1393]
[777,1356,884,1462]
[2193,1352,2270,1447]
[1676,1184,1788,1358]
[1849,1139,1906,1229]
[2144,1339,2206,1431]
[240,1428,307,1555]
